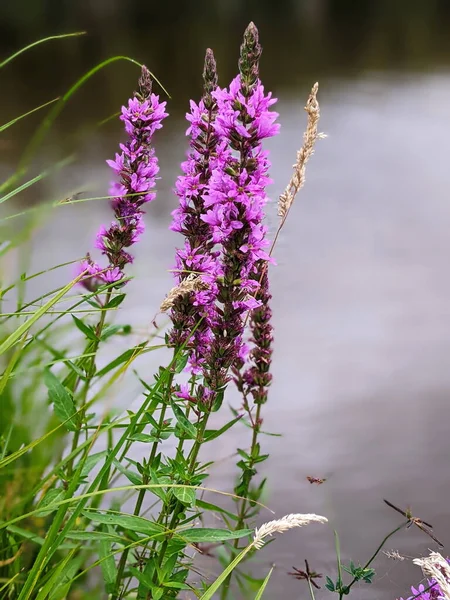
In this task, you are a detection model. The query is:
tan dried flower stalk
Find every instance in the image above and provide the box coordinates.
[277,82,323,223]
[413,552,450,599]
[160,274,208,313]
[253,513,328,550]
[383,549,406,561]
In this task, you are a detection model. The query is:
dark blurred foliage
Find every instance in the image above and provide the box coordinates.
[2,0,450,170]
[2,0,450,111]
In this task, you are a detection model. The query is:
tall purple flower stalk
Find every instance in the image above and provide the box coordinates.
[198,22,279,408]
[169,50,221,373]
[80,66,168,291]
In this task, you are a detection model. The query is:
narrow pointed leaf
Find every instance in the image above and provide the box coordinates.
[44,369,80,432]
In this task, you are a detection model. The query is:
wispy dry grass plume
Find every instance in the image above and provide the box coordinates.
[253,513,328,550]
[160,274,208,313]
[277,82,324,225]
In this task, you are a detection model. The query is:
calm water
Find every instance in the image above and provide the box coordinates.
[3,4,450,598]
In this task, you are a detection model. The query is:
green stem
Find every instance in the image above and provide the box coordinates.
[173,375,196,458]
[220,402,262,600]
[154,408,211,576]
[339,521,408,598]
[112,361,176,599]
[68,290,111,476]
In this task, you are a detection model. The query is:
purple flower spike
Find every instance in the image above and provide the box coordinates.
[80,66,167,290]
[169,49,221,369]
[196,22,278,408]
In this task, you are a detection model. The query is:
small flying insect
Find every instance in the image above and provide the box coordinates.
[383,499,443,547]
[307,476,326,485]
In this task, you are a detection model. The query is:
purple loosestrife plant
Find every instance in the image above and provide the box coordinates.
[169,49,221,373]
[234,268,273,406]
[199,22,279,410]
[80,66,167,290]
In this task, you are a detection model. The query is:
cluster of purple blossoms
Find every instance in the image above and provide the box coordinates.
[167,22,278,411]
[398,580,443,600]
[196,23,279,405]
[168,23,277,412]
[80,66,167,291]
[168,49,221,373]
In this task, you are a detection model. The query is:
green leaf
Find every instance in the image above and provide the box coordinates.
[35,488,66,517]
[35,550,77,600]
[170,401,196,439]
[173,486,196,507]
[196,499,238,522]
[44,369,80,432]
[64,531,123,542]
[112,458,142,486]
[174,352,189,373]
[81,510,164,537]
[254,567,273,599]
[325,576,335,592]
[211,388,225,412]
[7,525,45,546]
[100,324,131,341]
[71,315,98,340]
[48,553,86,600]
[179,528,252,543]
[163,582,191,590]
[104,293,126,309]
[164,538,187,558]
[99,539,117,593]
[128,433,159,443]
[95,343,148,378]
[204,414,243,442]
[0,276,79,356]
[80,451,108,478]
[129,565,153,589]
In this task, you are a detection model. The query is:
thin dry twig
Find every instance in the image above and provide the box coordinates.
[383,549,406,561]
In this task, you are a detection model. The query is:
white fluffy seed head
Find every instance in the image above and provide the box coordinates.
[253,513,328,550]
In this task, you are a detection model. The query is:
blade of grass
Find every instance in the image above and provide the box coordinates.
[0,258,83,300]
[1,484,256,532]
[1,56,169,194]
[0,32,86,69]
[0,333,27,394]
[34,549,77,600]
[200,544,255,600]
[0,98,60,132]
[0,156,73,205]
[0,273,82,357]
[0,191,153,224]
[254,568,273,600]
[0,572,21,594]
